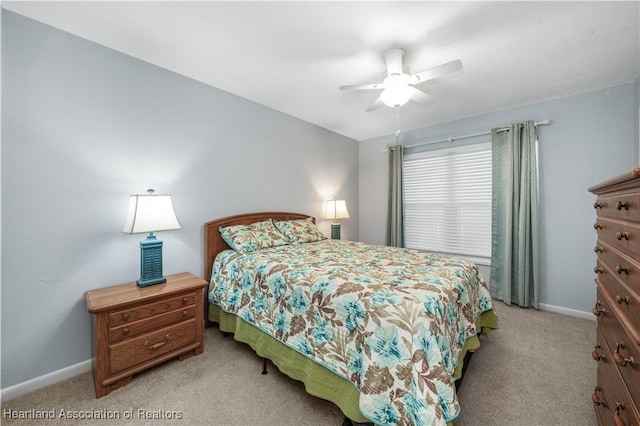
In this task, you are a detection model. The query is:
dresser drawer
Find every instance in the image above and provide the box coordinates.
[596,217,640,260]
[109,319,197,374]
[594,365,615,426]
[595,293,640,413]
[597,241,640,293]
[109,292,196,327]
[595,269,640,345]
[594,326,640,426]
[109,305,196,343]
[594,362,639,426]
[595,193,640,222]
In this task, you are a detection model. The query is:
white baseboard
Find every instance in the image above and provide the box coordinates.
[539,303,595,321]
[1,359,92,402]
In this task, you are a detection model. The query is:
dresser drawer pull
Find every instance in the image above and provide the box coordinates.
[594,202,604,209]
[121,313,129,321]
[182,297,188,305]
[182,310,189,317]
[592,386,604,406]
[614,402,626,426]
[594,246,604,253]
[592,301,605,316]
[616,201,630,210]
[614,341,635,367]
[122,328,129,336]
[592,344,603,361]
[594,266,603,274]
[144,334,170,351]
[616,231,631,240]
[594,222,603,230]
[615,294,630,304]
[616,265,629,275]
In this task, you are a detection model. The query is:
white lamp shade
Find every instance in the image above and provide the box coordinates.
[324,199,350,220]
[122,192,180,234]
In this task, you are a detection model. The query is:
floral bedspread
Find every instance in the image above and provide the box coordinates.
[208,239,494,425]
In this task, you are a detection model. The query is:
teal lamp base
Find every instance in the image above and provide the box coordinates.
[137,233,167,287]
[330,223,341,240]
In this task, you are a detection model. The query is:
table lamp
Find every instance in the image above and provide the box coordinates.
[122,189,180,287]
[324,197,349,239]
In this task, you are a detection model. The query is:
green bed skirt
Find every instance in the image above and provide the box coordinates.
[209,304,499,424]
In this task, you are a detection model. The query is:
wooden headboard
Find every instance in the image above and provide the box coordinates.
[203,211,313,283]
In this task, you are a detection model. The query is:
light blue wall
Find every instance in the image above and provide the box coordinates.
[1,11,358,389]
[359,83,637,314]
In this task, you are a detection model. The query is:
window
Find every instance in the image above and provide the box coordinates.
[403,142,492,263]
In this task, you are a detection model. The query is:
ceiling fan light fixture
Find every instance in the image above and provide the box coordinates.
[381,85,413,108]
[380,73,413,108]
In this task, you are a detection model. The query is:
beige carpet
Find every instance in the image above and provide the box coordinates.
[2,301,597,426]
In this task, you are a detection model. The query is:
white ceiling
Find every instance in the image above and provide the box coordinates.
[3,1,639,141]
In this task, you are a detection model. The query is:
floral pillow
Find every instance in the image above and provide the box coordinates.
[273,218,327,244]
[220,219,289,253]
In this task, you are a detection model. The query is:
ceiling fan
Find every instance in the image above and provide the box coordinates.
[339,48,462,111]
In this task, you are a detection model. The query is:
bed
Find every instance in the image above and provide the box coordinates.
[204,212,498,426]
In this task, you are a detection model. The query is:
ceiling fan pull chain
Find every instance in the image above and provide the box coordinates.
[395,106,401,143]
[396,106,400,142]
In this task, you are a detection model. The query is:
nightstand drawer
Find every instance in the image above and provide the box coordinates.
[109,291,196,326]
[109,319,197,374]
[109,305,196,343]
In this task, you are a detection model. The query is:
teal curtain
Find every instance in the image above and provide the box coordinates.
[387,145,404,247]
[490,121,540,308]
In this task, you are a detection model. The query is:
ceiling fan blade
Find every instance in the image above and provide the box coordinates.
[409,59,463,85]
[411,88,431,104]
[383,48,405,76]
[339,83,384,91]
[366,95,383,112]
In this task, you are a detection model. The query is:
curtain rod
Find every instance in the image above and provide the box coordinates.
[385,119,550,152]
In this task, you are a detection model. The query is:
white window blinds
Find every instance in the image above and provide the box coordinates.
[403,142,492,262]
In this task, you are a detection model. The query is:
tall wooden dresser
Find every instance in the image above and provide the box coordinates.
[589,169,640,426]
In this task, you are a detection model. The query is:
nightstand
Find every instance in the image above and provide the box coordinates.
[85,272,208,398]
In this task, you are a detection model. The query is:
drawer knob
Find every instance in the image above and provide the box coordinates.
[594,202,604,209]
[594,246,603,253]
[616,265,629,275]
[614,342,635,367]
[144,334,170,351]
[182,297,188,305]
[615,294,629,305]
[122,328,129,335]
[592,301,605,317]
[592,387,603,406]
[616,201,629,210]
[616,231,630,240]
[594,222,603,230]
[122,313,129,321]
[592,344,603,361]
[182,310,189,317]
[594,266,603,274]
[614,402,626,426]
